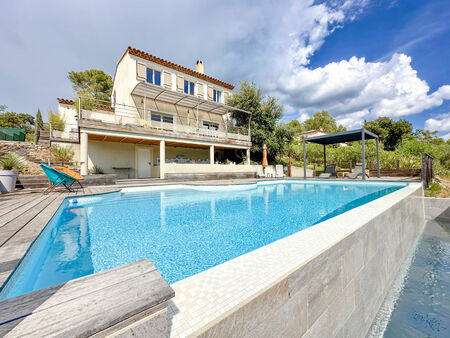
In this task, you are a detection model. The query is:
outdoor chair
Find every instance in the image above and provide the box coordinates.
[318,164,337,178]
[256,165,265,178]
[264,166,276,178]
[345,163,369,179]
[275,165,284,178]
[40,163,84,194]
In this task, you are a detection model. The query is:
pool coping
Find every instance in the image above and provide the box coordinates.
[165,181,422,337]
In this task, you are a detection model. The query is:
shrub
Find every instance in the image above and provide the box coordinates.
[48,110,65,131]
[0,152,26,171]
[51,144,74,162]
[90,165,105,174]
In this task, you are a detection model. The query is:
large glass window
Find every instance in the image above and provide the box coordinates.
[146,68,161,86]
[213,89,222,103]
[184,80,195,95]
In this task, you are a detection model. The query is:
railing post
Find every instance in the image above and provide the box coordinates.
[49,122,53,145]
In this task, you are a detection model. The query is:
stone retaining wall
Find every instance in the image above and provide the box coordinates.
[0,141,50,175]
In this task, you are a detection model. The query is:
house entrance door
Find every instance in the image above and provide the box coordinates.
[137,147,151,178]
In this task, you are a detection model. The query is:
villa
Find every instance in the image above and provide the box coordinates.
[55,47,253,179]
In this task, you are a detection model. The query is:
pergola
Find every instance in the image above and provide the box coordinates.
[302,128,380,180]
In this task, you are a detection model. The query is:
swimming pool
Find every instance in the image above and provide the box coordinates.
[0,180,408,300]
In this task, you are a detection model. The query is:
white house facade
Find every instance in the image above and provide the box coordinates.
[55,47,253,179]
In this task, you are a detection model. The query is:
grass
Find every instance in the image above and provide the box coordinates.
[425,176,450,198]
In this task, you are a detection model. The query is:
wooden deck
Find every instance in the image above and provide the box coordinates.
[0,186,120,287]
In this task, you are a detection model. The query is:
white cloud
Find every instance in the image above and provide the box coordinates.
[425,112,450,132]
[272,52,450,129]
[442,133,450,141]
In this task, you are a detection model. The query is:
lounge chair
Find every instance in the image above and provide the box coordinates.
[256,165,265,178]
[345,163,369,179]
[318,164,336,178]
[264,166,275,178]
[40,163,84,194]
[275,165,284,178]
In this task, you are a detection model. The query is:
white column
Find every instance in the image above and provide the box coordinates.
[210,145,214,164]
[80,132,88,176]
[160,140,165,179]
[246,148,251,165]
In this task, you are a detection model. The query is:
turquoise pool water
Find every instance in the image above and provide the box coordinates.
[0,180,407,300]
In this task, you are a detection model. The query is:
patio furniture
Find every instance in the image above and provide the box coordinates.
[112,167,132,179]
[345,163,369,179]
[318,164,337,178]
[275,165,284,178]
[264,166,275,178]
[256,165,265,178]
[40,163,84,194]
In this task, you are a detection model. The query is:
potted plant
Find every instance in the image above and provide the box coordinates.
[0,152,25,193]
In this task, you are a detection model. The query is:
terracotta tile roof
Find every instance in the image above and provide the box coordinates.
[127,47,234,90]
[57,98,115,112]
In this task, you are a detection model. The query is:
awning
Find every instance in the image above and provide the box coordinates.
[131,82,252,116]
[302,128,380,180]
[304,128,378,145]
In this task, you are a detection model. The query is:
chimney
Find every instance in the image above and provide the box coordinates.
[196,60,204,74]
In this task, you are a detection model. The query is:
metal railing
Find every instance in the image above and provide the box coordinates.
[35,122,79,144]
[78,97,251,142]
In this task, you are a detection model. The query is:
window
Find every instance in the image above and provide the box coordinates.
[162,116,173,123]
[203,121,219,130]
[213,89,222,103]
[151,113,173,124]
[184,80,195,95]
[146,68,161,86]
[151,113,161,122]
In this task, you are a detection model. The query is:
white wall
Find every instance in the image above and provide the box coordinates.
[58,103,78,131]
[87,140,136,178]
[290,166,314,178]
[113,53,139,107]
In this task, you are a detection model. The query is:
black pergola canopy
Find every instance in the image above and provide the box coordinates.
[302,128,380,180]
[304,128,378,145]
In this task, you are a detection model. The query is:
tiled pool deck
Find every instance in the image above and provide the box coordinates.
[0,178,423,337]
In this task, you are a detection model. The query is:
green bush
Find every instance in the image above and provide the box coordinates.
[51,144,74,162]
[0,152,26,171]
[90,165,105,174]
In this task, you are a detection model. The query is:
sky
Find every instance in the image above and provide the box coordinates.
[0,0,449,139]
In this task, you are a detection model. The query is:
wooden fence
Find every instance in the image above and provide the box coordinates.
[421,152,434,189]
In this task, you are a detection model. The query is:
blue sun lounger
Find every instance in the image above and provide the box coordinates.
[40,163,84,194]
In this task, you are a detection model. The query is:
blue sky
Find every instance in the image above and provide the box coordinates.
[0,0,449,138]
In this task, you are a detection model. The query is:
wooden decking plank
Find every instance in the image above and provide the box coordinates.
[0,260,157,320]
[0,195,49,229]
[0,195,36,217]
[0,260,173,338]
[0,194,60,247]
[1,194,65,249]
[0,273,168,337]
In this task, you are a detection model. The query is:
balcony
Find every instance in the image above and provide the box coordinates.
[77,97,252,147]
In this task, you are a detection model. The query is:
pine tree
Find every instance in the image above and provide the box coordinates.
[36,109,44,127]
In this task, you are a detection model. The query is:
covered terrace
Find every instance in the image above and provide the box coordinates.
[302,128,380,180]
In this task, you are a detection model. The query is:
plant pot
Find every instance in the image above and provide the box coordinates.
[0,170,18,194]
